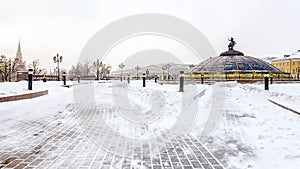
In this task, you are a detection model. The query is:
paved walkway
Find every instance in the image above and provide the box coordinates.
[0,83,225,169]
[0,104,224,169]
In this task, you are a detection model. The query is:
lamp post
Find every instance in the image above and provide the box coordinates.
[135,65,140,79]
[162,66,167,80]
[179,71,184,92]
[53,68,57,80]
[142,73,146,87]
[53,53,63,81]
[270,73,273,84]
[165,64,171,80]
[78,75,80,83]
[93,59,102,80]
[28,69,33,90]
[264,74,269,90]
[119,63,125,82]
[62,72,66,85]
[146,69,149,80]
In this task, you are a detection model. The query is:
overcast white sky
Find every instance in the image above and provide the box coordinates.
[1,0,300,71]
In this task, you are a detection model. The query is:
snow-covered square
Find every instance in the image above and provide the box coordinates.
[0,80,300,169]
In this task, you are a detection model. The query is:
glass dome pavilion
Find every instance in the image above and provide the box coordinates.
[190,40,289,79]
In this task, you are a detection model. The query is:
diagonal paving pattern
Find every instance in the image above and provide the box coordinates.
[0,82,225,169]
[0,103,225,169]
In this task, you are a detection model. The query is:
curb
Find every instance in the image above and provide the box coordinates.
[0,90,48,103]
[268,99,300,115]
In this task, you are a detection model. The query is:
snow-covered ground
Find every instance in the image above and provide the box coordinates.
[0,80,74,141]
[246,83,300,113]
[0,80,300,169]
[202,82,300,169]
[0,81,72,97]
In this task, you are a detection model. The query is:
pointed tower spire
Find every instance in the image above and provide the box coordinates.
[16,39,22,60]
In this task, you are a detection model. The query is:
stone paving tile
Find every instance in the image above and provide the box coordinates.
[0,103,225,169]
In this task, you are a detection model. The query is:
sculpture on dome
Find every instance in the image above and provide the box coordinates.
[228,37,236,50]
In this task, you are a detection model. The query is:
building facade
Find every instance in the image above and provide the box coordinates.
[271,51,300,79]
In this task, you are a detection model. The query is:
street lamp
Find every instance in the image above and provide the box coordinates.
[94,59,102,80]
[135,65,140,79]
[119,63,125,82]
[162,65,167,80]
[62,72,66,85]
[142,73,146,87]
[28,68,33,90]
[53,53,63,81]
[146,69,149,79]
[264,74,269,90]
[163,64,171,80]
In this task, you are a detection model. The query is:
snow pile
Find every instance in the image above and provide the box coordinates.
[96,80,209,139]
[201,82,300,169]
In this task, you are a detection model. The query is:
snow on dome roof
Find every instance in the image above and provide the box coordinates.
[191,54,282,74]
[191,45,281,74]
[191,39,282,74]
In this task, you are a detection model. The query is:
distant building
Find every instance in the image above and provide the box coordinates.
[11,40,27,81]
[111,63,190,80]
[271,50,300,79]
[15,40,26,71]
[0,40,27,82]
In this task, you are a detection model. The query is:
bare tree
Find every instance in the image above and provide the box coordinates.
[101,64,112,78]
[68,63,84,79]
[68,61,110,80]
[75,63,82,75]
[68,65,76,79]
[0,55,18,82]
[28,59,41,75]
[83,60,92,76]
